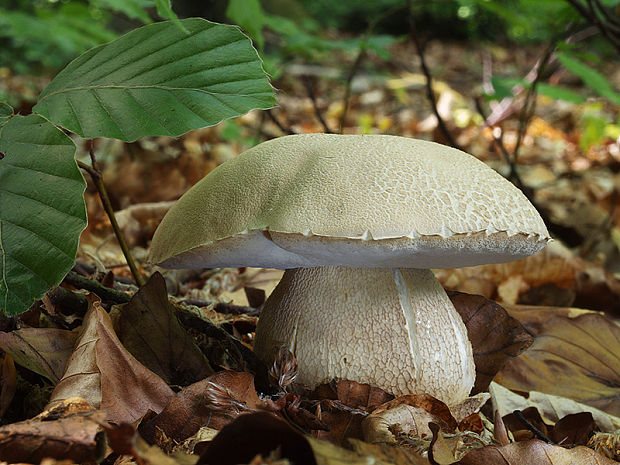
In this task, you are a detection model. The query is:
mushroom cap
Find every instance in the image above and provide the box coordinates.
[150,134,549,269]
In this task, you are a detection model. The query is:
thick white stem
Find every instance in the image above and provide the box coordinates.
[253,266,475,405]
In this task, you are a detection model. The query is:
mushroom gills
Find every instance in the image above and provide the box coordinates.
[253,266,476,405]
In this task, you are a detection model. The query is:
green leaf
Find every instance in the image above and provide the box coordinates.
[34,19,275,142]
[0,115,87,316]
[537,83,585,104]
[153,0,186,32]
[226,0,266,50]
[0,103,13,125]
[490,76,523,99]
[92,0,154,24]
[489,77,585,104]
[556,52,620,105]
[362,35,399,59]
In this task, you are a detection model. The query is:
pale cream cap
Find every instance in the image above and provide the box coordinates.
[150,134,549,269]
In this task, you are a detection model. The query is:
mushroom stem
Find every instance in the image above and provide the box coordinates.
[253,266,476,405]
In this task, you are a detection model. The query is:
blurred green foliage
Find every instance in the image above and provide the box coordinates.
[0,0,160,74]
[1,0,618,153]
[227,0,401,78]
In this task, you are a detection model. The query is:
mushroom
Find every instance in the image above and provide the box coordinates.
[149,134,549,405]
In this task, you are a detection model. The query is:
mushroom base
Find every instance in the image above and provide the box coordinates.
[253,266,475,405]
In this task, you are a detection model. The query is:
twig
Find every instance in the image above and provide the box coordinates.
[181,298,260,316]
[61,269,272,393]
[591,0,620,29]
[407,0,464,151]
[481,51,495,99]
[485,25,594,126]
[73,260,136,285]
[339,48,366,133]
[266,109,296,135]
[175,308,272,394]
[474,96,560,237]
[565,0,620,52]
[338,5,403,133]
[303,76,334,133]
[64,271,132,304]
[78,140,145,287]
[513,41,556,162]
[512,410,553,444]
[474,97,527,192]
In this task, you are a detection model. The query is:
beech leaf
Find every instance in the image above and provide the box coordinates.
[0,328,77,383]
[33,19,275,142]
[495,313,620,416]
[456,439,617,465]
[140,370,260,442]
[448,291,533,394]
[48,297,174,424]
[116,272,213,385]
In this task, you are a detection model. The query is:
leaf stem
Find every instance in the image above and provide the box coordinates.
[78,141,146,287]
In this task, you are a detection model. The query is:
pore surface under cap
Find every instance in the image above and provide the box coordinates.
[150,134,549,268]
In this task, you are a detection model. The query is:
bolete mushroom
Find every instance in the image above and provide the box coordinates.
[149,134,549,405]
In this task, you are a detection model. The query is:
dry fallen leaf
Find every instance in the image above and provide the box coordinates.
[197,412,316,465]
[429,423,460,464]
[549,412,598,446]
[311,379,393,412]
[115,272,214,386]
[105,421,199,465]
[348,438,428,464]
[0,398,105,464]
[372,395,457,431]
[0,352,16,419]
[455,439,617,465]
[197,411,428,465]
[502,304,599,335]
[489,382,620,433]
[501,406,550,442]
[439,241,620,315]
[307,380,393,446]
[0,328,77,383]
[448,291,533,394]
[495,313,620,416]
[449,393,490,424]
[362,393,486,446]
[139,370,261,443]
[363,403,441,443]
[335,379,394,412]
[48,297,174,424]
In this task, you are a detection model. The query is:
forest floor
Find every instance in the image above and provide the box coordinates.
[1,38,620,464]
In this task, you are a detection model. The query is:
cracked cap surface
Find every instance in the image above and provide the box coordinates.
[149,134,550,269]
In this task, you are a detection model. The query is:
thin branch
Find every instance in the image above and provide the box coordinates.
[407,0,464,151]
[339,47,366,133]
[565,0,620,52]
[475,100,556,235]
[64,270,132,304]
[181,298,259,316]
[78,141,146,287]
[266,109,296,135]
[512,410,553,444]
[513,41,557,161]
[474,97,526,192]
[486,25,595,126]
[591,0,620,28]
[303,76,334,133]
[338,4,404,134]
